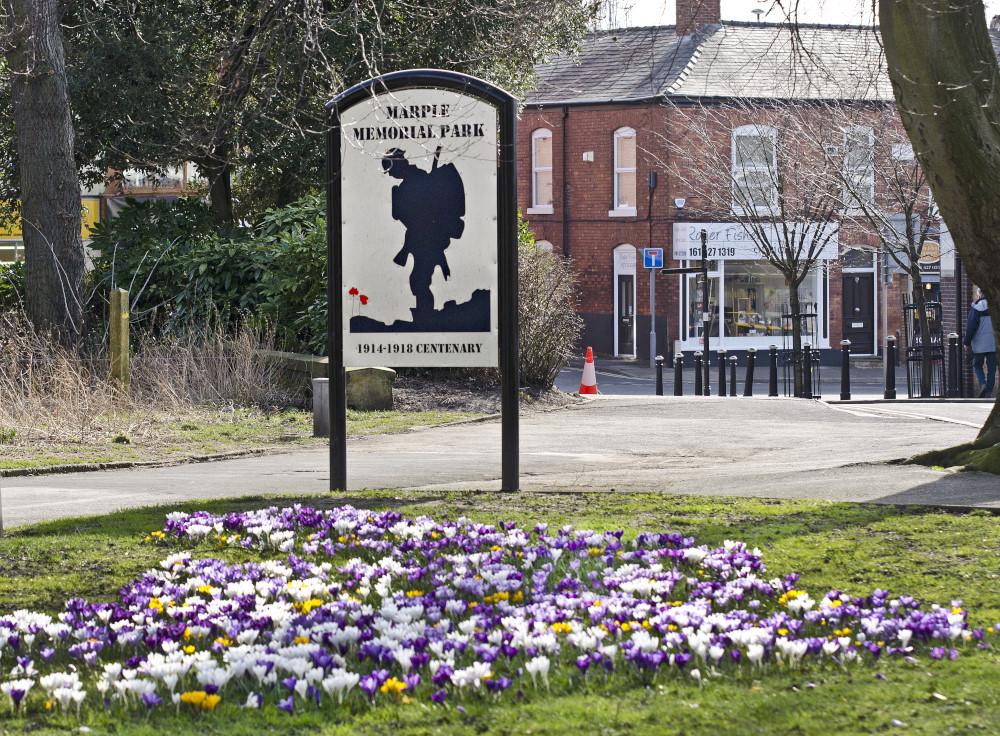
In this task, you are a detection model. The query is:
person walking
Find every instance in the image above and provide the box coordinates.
[964,289,997,398]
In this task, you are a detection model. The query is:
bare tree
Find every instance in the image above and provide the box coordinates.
[797,102,943,396]
[767,0,1000,454]
[659,100,839,396]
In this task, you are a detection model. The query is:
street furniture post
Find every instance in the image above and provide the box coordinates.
[673,355,684,396]
[947,333,960,398]
[744,347,756,397]
[717,349,727,397]
[768,345,779,397]
[694,351,703,395]
[109,287,130,391]
[884,336,897,400]
[729,354,738,397]
[840,339,852,401]
[802,344,813,399]
[655,355,664,396]
[700,230,710,396]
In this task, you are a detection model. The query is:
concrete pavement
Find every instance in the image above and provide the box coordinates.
[3,396,997,528]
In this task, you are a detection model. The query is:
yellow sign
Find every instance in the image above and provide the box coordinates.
[0,197,101,239]
[918,240,940,264]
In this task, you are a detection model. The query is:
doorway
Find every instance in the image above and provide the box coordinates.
[842,273,875,354]
[613,244,636,357]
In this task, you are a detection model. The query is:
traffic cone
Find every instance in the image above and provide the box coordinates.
[578,346,599,394]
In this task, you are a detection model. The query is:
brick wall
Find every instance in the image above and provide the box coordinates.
[676,0,721,35]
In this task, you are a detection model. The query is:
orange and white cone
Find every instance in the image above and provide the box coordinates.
[578,346,599,395]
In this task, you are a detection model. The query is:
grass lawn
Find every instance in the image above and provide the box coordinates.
[0,408,479,472]
[1,491,998,735]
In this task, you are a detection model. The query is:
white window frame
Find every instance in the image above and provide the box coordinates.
[731,124,778,215]
[842,125,874,212]
[609,127,638,217]
[527,128,554,214]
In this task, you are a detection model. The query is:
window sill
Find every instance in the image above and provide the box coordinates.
[526,205,554,215]
[608,208,637,218]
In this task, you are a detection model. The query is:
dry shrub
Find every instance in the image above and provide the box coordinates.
[0,308,300,444]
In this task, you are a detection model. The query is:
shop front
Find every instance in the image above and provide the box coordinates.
[672,222,837,355]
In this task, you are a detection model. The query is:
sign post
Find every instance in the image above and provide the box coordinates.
[661,230,711,395]
[643,247,663,368]
[326,69,519,491]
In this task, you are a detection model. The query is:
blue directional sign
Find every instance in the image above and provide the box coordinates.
[642,247,664,269]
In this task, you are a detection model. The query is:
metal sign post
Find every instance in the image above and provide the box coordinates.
[643,247,663,368]
[326,69,519,491]
[661,229,711,395]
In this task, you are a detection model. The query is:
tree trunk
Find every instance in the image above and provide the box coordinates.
[205,158,235,226]
[881,0,1000,447]
[788,281,803,397]
[911,272,934,398]
[5,0,84,342]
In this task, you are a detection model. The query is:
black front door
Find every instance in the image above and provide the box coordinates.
[842,273,875,354]
[617,274,634,355]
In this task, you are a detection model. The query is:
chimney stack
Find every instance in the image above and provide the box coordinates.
[676,0,721,36]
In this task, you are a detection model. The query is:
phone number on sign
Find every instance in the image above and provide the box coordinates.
[687,246,738,258]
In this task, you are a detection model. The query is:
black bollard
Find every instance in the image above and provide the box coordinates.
[768,345,779,397]
[673,355,683,396]
[947,333,960,398]
[655,355,664,396]
[840,339,851,401]
[694,352,703,396]
[801,344,813,399]
[884,336,897,400]
[717,349,727,397]
[728,355,738,397]
[744,347,756,397]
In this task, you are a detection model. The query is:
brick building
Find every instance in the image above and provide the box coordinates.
[518,0,978,375]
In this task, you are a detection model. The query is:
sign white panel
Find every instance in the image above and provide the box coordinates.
[672,222,838,261]
[339,88,498,367]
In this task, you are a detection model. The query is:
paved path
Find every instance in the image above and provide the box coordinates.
[3,397,997,528]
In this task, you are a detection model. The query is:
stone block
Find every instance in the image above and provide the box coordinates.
[312,368,396,437]
[346,366,396,410]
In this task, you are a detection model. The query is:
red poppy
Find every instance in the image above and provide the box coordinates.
[359,294,369,305]
[348,287,359,296]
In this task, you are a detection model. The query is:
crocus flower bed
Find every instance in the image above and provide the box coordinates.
[0,504,992,720]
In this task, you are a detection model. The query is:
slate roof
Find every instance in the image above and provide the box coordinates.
[526,21,902,105]
[523,26,700,105]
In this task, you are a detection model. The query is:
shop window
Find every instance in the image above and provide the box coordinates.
[611,127,637,215]
[723,261,818,341]
[529,129,553,213]
[684,269,721,341]
[731,125,777,213]
[842,126,874,210]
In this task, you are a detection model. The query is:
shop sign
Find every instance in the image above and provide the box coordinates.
[672,222,838,261]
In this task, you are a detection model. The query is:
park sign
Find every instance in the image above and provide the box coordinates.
[326,70,519,491]
[336,81,502,367]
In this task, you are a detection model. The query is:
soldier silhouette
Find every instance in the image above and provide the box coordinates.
[381,146,466,320]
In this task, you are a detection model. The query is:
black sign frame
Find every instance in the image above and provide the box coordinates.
[325,69,519,492]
